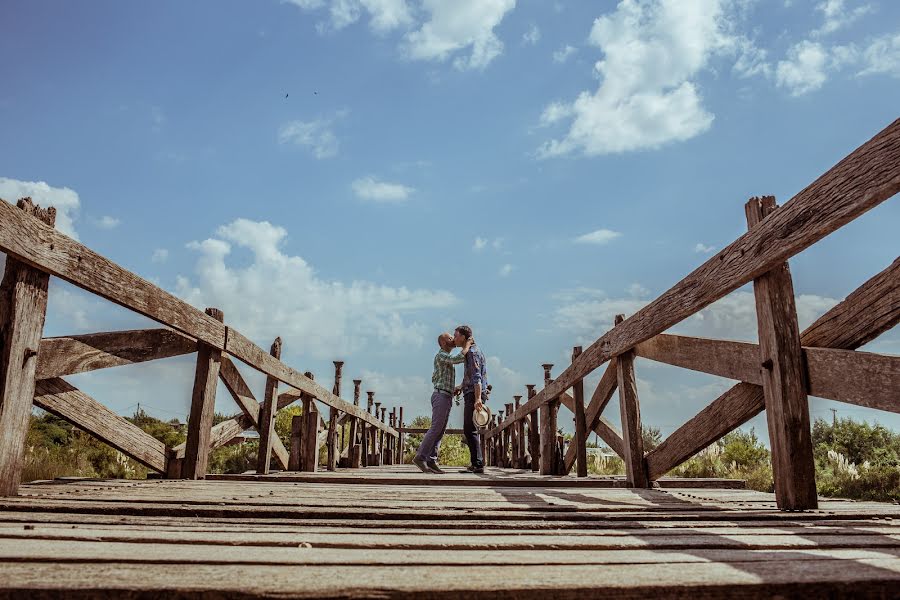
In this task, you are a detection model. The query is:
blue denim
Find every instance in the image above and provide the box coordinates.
[415,390,452,463]
[463,392,484,468]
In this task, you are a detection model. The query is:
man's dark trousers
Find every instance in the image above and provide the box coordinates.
[462,392,484,468]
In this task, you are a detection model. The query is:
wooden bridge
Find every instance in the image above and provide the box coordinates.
[0,118,897,597]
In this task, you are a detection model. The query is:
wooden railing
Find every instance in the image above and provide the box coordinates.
[484,118,900,510]
[0,200,405,495]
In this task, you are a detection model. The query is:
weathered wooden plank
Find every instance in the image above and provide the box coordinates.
[226,329,396,436]
[615,315,648,488]
[646,256,900,480]
[289,415,303,471]
[302,400,320,472]
[747,196,817,510]
[807,347,899,412]
[33,378,167,472]
[171,414,252,460]
[572,347,588,478]
[634,334,761,384]
[497,119,900,431]
[36,328,197,380]
[0,199,54,496]
[327,361,343,472]
[256,338,282,475]
[182,308,224,480]
[539,365,558,476]
[0,198,227,349]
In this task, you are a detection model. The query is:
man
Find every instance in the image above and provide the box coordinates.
[413,333,471,474]
[454,325,488,473]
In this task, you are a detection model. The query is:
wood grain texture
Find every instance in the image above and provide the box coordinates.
[36,328,197,380]
[217,356,289,469]
[495,119,900,432]
[634,334,762,384]
[806,347,899,412]
[746,196,817,510]
[646,254,900,481]
[0,199,54,496]
[616,319,648,488]
[256,338,282,475]
[0,199,227,349]
[33,378,167,472]
[302,401,320,472]
[182,308,224,480]
[572,347,589,477]
[226,330,396,436]
[289,415,303,471]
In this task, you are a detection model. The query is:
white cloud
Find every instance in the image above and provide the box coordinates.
[694,242,715,253]
[776,40,829,95]
[175,218,457,358]
[402,0,517,71]
[351,176,415,202]
[499,263,514,277]
[574,228,622,245]
[0,177,80,239]
[93,215,120,229]
[523,24,540,45]
[473,236,503,251]
[285,0,414,34]
[473,237,487,251]
[813,0,872,37]
[538,0,741,158]
[151,248,169,263]
[278,114,345,158]
[552,44,577,63]
[858,31,900,77]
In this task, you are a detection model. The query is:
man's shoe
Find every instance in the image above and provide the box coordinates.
[412,457,431,473]
[472,466,485,474]
[426,461,445,474]
[460,465,475,473]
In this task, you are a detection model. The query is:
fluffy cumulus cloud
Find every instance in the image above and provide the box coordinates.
[351,176,415,202]
[574,228,622,245]
[813,0,873,37]
[285,0,414,34]
[538,0,745,158]
[402,0,517,70]
[0,177,81,239]
[553,44,577,64]
[694,243,716,254]
[776,40,830,95]
[278,113,345,158]
[175,218,457,359]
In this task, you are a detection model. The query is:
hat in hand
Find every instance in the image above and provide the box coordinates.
[473,404,492,429]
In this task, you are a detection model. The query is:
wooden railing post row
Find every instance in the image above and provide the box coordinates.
[513,395,523,468]
[572,346,588,478]
[746,196,817,510]
[615,314,649,488]
[387,408,396,465]
[256,337,283,474]
[526,384,539,471]
[183,307,224,480]
[364,391,374,466]
[0,199,55,496]
[540,364,559,476]
[327,361,343,471]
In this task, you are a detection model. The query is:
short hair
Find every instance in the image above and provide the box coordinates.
[455,325,473,340]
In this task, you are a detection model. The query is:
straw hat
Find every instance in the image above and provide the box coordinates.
[473,404,492,429]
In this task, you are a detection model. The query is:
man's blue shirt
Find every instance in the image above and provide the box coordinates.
[462,342,488,395]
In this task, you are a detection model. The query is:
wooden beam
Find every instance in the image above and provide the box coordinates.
[36,328,197,380]
[494,119,900,432]
[527,385,539,472]
[539,364,558,476]
[572,346,588,478]
[33,378,167,473]
[182,308,224,480]
[288,415,302,471]
[747,196,817,510]
[225,329,396,435]
[634,334,761,384]
[595,417,625,459]
[256,337,282,475]
[217,356,289,469]
[645,254,900,481]
[0,199,227,349]
[615,315,649,488]
[302,399,320,472]
[327,361,343,471]
[0,199,54,496]
[171,414,253,460]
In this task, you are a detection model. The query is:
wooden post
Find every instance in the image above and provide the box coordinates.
[397,406,404,464]
[504,402,514,468]
[364,391,374,467]
[256,337,282,474]
[527,385,539,472]
[301,371,319,472]
[379,406,386,464]
[572,346,588,478]
[615,314,648,488]
[349,379,362,466]
[746,196,817,510]
[327,361,343,471]
[288,414,303,471]
[0,199,55,496]
[540,364,558,476]
[182,307,224,480]
[513,395,524,468]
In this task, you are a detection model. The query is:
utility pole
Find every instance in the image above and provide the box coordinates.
[830,408,838,427]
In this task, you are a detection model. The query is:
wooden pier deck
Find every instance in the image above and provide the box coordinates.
[2,466,900,598]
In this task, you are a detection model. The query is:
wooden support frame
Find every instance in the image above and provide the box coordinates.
[615,315,649,488]
[526,385,539,472]
[746,196,817,510]
[182,308,224,480]
[0,199,55,496]
[327,361,343,471]
[572,346,588,478]
[256,337,283,475]
[563,360,620,473]
[540,364,559,476]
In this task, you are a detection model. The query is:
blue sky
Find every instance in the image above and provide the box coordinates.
[1,0,898,443]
